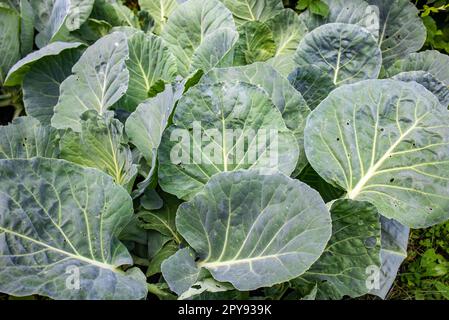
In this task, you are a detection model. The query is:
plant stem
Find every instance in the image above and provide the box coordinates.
[13,104,23,119]
[0,100,12,107]
[0,93,12,100]
[147,283,176,300]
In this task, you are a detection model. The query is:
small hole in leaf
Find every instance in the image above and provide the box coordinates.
[390,178,394,183]
[364,237,377,248]
[336,138,340,141]
[380,128,384,132]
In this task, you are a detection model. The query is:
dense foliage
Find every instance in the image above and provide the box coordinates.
[0,0,448,300]
[420,0,449,54]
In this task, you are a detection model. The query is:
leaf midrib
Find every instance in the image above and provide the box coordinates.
[0,226,119,272]
[347,112,428,199]
[145,211,181,244]
[198,251,298,269]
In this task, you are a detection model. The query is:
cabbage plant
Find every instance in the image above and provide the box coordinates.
[0,0,448,300]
